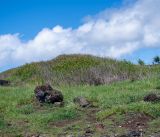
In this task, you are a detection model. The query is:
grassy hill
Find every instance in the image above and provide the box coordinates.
[1,54,160,136]
[0,54,158,85]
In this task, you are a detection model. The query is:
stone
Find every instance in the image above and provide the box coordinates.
[73,96,90,107]
[117,131,142,137]
[84,128,94,137]
[127,131,141,137]
[0,79,10,86]
[54,102,64,107]
[34,84,63,104]
[144,93,160,102]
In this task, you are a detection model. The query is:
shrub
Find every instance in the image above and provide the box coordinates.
[138,59,145,65]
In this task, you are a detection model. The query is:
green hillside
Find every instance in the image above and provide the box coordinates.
[0,54,157,85]
[1,54,160,136]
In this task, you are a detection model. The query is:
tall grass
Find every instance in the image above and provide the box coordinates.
[1,54,158,85]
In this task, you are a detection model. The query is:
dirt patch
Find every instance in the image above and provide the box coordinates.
[49,119,80,128]
[85,108,98,123]
[121,113,153,130]
[17,120,29,124]
[5,120,29,128]
[95,123,105,132]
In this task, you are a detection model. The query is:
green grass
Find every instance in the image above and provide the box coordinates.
[1,77,160,136]
[1,54,158,85]
[1,54,160,136]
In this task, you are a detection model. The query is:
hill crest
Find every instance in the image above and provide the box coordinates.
[0,54,153,85]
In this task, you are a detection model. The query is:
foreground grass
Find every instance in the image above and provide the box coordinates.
[0,77,160,136]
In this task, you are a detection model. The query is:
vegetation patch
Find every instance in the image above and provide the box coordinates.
[1,54,158,85]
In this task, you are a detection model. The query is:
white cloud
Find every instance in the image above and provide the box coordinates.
[1,0,160,70]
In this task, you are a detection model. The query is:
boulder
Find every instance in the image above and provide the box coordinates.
[73,96,90,107]
[0,79,10,86]
[144,93,160,102]
[34,84,63,104]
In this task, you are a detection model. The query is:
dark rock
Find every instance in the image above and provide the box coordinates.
[144,93,160,102]
[84,128,94,137]
[73,96,90,107]
[127,131,141,137]
[34,84,63,104]
[0,79,10,86]
[118,131,141,137]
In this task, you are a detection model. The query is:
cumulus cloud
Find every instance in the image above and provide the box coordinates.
[1,0,160,70]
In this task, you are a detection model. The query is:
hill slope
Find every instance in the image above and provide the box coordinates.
[1,54,160,137]
[0,54,158,85]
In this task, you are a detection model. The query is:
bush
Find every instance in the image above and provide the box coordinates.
[138,59,145,65]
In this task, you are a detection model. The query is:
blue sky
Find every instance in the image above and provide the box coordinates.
[0,0,160,72]
[0,0,123,40]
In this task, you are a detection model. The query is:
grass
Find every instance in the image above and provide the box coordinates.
[1,77,160,136]
[1,54,158,85]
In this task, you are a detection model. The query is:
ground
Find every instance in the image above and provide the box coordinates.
[0,77,160,137]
